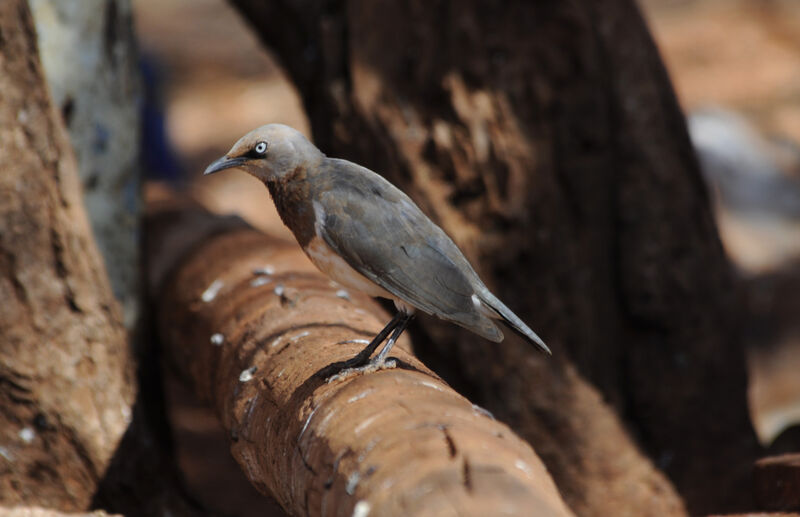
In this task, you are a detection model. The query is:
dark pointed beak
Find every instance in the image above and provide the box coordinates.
[204,156,246,175]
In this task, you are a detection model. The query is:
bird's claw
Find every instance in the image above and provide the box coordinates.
[325,358,397,383]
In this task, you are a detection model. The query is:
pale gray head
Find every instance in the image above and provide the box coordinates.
[204,124,324,181]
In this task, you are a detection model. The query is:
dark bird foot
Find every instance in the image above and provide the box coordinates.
[317,311,413,380]
[324,357,398,383]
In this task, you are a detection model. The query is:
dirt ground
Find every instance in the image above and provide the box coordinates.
[132,0,800,513]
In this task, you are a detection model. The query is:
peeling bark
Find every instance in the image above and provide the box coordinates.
[0,1,134,509]
[147,200,574,517]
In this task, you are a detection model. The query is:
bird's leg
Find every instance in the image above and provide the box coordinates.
[323,311,413,381]
[369,312,413,368]
[337,311,405,369]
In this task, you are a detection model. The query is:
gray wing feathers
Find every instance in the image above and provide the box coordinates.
[314,166,503,342]
[477,289,551,354]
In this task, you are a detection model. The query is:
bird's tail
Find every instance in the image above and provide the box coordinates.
[477,290,551,355]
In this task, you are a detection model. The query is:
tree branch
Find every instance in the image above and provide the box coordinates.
[147,199,573,517]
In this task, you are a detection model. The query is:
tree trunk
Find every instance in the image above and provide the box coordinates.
[146,199,574,517]
[231,0,761,514]
[0,1,134,509]
[29,0,142,331]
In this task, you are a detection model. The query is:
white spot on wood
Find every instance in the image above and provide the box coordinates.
[0,447,13,462]
[340,339,371,345]
[472,404,495,420]
[299,405,319,441]
[253,265,275,276]
[19,428,35,443]
[514,459,534,477]
[210,333,225,346]
[418,380,445,392]
[290,331,310,342]
[348,389,375,404]
[274,284,285,297]
[120,403,132,424]
[346,471,361,495]
[201,279,224,302]
[355,414,380,435]
[251,276,271,287]
[245,395,259,421]
[239,366,257,382]
[352,500,371,517]
[336,289,350,300]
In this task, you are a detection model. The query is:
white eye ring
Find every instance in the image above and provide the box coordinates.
[254,141,267,155]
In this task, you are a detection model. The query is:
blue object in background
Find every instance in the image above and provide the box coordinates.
[140,55,183,183]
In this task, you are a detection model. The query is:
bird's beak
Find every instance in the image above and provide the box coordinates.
[204,155,246,175]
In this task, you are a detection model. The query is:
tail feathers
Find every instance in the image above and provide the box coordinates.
[477,290,551,355]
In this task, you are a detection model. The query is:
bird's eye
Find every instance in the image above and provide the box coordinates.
[254,141,268,155]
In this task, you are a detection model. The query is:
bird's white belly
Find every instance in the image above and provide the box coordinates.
[304,236,393,299]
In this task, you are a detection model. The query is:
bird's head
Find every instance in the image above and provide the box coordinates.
[204,124,323,182]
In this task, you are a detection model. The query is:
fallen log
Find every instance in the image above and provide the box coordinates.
[147,199,573,516]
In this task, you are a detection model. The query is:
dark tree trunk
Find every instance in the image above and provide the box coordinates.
[231,0,761,514]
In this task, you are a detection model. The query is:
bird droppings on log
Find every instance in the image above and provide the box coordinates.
[346,471,361,495]
[471,404,495,420]
[340,339,371,346]
[0,447,13,462]
[18,428,36,444]
[253,265,276,276]
[290,331,311,343]
[250,276,272,288]
[346,389,375,405]
[210,333,225,346]
[416,379,447,393]
[239,366,257,383]
[351,500,371,517]
[201,278,224,302]
[336,289,351,300]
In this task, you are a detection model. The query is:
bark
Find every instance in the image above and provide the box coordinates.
[231,0,760,514]
[29,0,142,331]
[22,4,207,515]
[0,1,134,509]
[146,199,574,517]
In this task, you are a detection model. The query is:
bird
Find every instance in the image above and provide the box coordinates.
[204,124,550,375]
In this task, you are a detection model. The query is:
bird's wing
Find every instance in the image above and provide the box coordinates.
[313,167,503,342]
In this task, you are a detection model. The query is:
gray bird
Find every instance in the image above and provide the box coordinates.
[205,124,550,374]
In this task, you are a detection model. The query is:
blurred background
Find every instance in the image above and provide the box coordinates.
[128,0,800,513]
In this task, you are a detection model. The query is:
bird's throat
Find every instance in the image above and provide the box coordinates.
[265,169,316,247]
